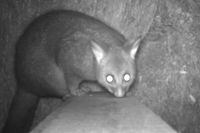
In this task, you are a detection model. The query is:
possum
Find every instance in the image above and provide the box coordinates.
[2,10,141,133]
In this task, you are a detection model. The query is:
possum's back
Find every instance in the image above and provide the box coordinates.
[14,10,126,90]
[16,10,126,65]
[16,10,126,53]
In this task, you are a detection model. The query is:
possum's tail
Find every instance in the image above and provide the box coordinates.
[2,88,39,133]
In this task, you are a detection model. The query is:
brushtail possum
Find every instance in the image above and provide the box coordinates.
[2,10,141,133]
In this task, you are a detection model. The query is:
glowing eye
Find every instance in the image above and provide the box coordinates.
[124,73,131,82]
[106,75,113,83]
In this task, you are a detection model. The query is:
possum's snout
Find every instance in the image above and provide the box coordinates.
[108,87,127,98]
[114,87,126,97]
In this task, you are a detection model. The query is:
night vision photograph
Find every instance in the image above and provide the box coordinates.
[0,0,200,133]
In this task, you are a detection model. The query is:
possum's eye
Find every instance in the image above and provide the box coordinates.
[106,74,114,83]
[123,73,131,82]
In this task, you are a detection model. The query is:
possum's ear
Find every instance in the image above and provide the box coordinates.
[129,37,141,59]
[91,41,105,63]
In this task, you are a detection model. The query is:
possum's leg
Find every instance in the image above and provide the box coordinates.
[75,81,104,96]
[62,77,84,98]
[2,88,39,133]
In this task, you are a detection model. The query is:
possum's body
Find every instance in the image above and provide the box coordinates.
[2,10,141,133]
[15,10,127,97]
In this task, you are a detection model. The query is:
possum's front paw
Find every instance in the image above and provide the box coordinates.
[75,82,103,96]
[74,87,91,96]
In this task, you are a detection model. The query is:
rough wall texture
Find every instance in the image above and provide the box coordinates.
[0,0,199,133]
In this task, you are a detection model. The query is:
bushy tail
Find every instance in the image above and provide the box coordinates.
[2,88,39,133]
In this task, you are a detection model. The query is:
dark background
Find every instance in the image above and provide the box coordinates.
[0,0,200,133]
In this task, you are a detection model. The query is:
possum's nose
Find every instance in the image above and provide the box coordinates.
[113,87,126,97]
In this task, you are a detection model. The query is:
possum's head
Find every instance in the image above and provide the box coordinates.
[91,38,141,97]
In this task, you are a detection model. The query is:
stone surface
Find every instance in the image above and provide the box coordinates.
[31,93,177,133]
